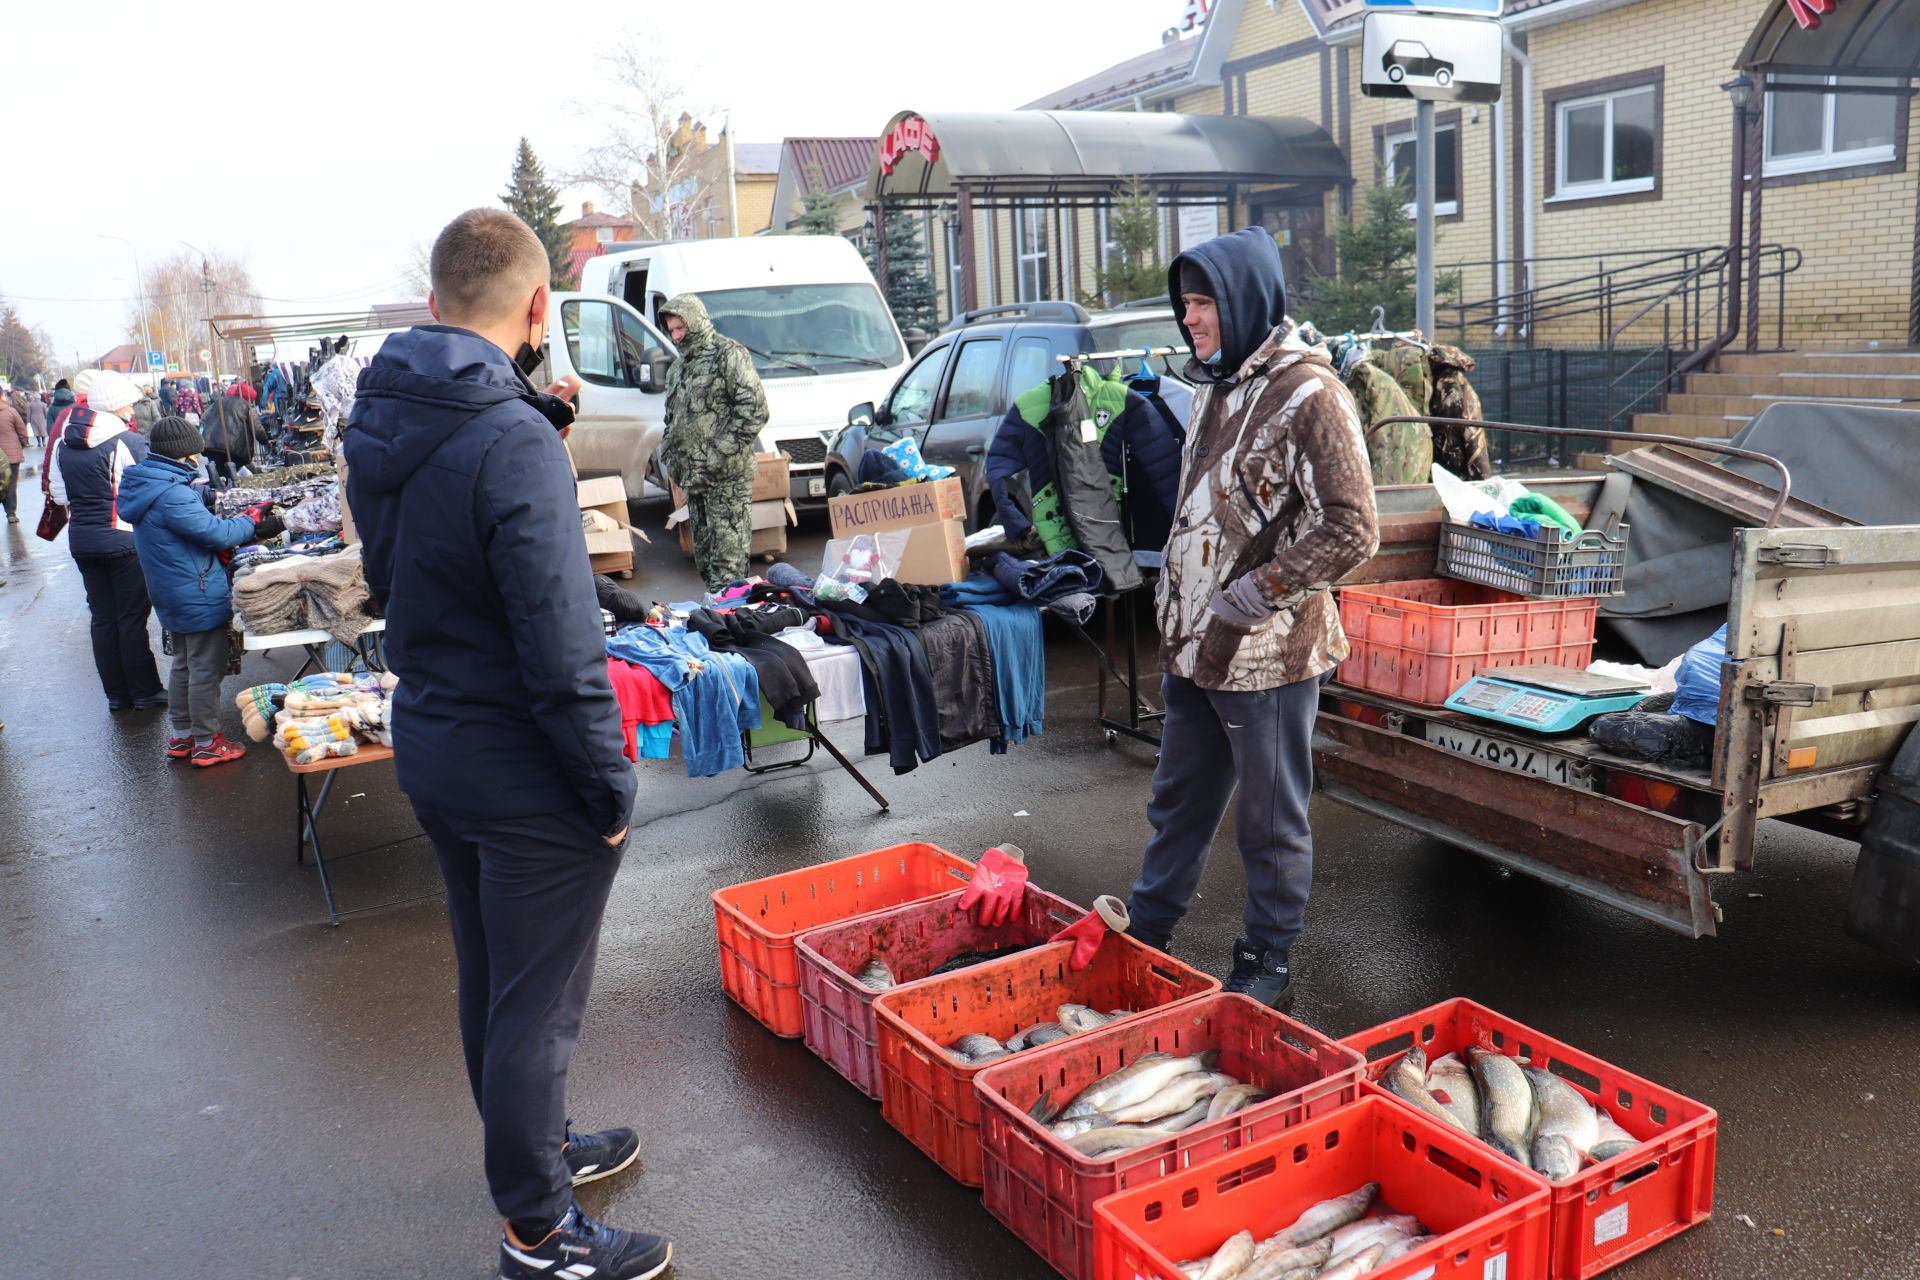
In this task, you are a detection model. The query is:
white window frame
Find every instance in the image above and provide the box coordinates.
[1014,202,1050,302]
[1762,75,1900,177]
[1548,85,1657,201]
[1383,123,1460,217]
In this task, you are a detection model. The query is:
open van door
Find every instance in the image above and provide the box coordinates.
[548,293,674,501]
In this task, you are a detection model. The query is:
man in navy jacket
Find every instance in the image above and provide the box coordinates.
[344,209,667,1280]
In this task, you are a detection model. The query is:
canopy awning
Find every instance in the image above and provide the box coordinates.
[865,109,1351,207]
[1738,0,1920,75]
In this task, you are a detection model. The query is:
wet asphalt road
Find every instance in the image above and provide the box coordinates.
[2,484,1917,1280]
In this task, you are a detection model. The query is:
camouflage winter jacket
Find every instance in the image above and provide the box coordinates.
[1157,320,1380,692]
[659,293,769,492]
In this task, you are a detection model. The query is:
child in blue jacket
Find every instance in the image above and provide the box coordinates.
[118,417,281,766]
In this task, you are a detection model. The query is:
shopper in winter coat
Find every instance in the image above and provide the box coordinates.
[0,394,31,522]
[40,379,77,493]
[24,392,47,446]
[48,369,166,710]
[658,292,768,592]
[131,387,161,434]
[343,208,663,1280]
[202,383,270,478]
[158,379,176,416]
[1124,228,1378,1010]
[119,417,281,765]
[172,380,203,421]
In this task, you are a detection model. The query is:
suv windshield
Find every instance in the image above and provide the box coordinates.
[697,283,904,379]
[1087,315,1187,378]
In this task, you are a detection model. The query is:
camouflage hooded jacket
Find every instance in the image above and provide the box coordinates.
[659,293,769,492]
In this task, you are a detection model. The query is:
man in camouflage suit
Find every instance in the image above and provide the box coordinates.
[658,293,769,592]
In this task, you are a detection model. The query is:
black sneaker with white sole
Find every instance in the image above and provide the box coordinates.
[499,1202,672,1280]
[1223,938,1294,1011]
[565,1123,641,1186]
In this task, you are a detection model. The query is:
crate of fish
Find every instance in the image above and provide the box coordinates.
[796,885,1086,1100]
[711,842,975,1038]
[873,935,1219,1187]
[973,993,1365,1280]
[1343,997,1717,1280]
[1093,1095,1552,1280]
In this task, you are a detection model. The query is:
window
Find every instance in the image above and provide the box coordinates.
[1764,75,1900,176]
[886,343,951,426]
[1006,336,1054,400]
[562,301,624,387]
[696,283,903,379]
[1552,86,1656,198]
[1015,202,1051,302]
[1385,123,1460,216]
[595,225,615,244]
[942,339,1003,419]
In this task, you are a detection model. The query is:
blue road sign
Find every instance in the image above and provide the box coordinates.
[1366,0,1502,14]
[147,351,163,368]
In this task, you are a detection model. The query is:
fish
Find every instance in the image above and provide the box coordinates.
[1315,1241,1387,1280]
[929,944,1032,976]
[1426,1052,1481,1137]
[1158,1097,1215,1133]
[1385,1045,1471,1135]
[1059,1003,1129,1034]
[1324,1215,1422,1267]
[1527,1066,1600,1180]
[1271,1183,1378,1246]
[1378,1233,1438,1264]
[854,958,896,991]
[1060,1050,1217,1119]
[1245,1237,1332,1278]
[1049,1114,1111,1139]
[947,1033,1006,1061]
[969,1049,1012,1065]
[1467,1046,1537,1166]
[1196,1229,1255,1280]
[1023,1022,1073,1049]
[1591,1110,1639,1162]
[1176,1262,1208,1280]
[1107,1070,1230,1125]
[1207,1083,1270,1123]
[1066,1126,1176,1158]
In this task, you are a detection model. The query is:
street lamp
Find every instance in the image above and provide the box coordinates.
[99,234,155,382]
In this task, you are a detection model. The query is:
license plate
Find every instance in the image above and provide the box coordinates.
[1428,724,1590,789]
[807,477,827,497]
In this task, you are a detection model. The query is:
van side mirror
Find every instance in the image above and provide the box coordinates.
[640,353,671,395]
[848,401,877,428]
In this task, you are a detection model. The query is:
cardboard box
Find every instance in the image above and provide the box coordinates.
[674,495,796,556]
[891,517,968,585]
[753,451,791,503]
[578,476,634,578]
[827,477,965,538]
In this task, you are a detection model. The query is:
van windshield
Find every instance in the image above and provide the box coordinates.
[696,283,904,379]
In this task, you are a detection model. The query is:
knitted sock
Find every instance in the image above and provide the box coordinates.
[508,1215,559,1246]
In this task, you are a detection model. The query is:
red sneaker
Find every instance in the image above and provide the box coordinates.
[166,736,195,759]
[190,735,247,768]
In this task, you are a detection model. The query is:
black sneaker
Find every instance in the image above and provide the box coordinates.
[500,1202,671,1280]
[1223,938,1294,1010]
[566,1122,641,1186]
[1129,928,1174,955]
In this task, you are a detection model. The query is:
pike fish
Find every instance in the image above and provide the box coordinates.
[1316,1242,1387,1280]
[1196,1229,1254,1280]
[1271,1183,1378,1247]
[1385,1045,1471,1135]
[1426,1052,1481,1137]
[1246,1236,1333,1276]
[1324,1215,1422,1268]
[1467,1045,1537,1165]
[1106,1071,1232,1125]
[1207,1083,1270,1123]
[1526,1066,1600,1181]
[854,958,897,991]
[1058,1050,1218,1120]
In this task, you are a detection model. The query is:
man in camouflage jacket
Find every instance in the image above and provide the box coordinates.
[1125,228,1379,1009]
[659,293,769,591]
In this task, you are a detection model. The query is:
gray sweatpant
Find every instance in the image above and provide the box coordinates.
[1126,672,1320,957]
[167,627,230,745]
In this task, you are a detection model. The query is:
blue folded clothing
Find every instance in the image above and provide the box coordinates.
[987,549,1107,604]
[940,573,1018,608]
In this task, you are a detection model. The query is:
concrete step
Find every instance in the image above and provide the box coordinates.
[1661,392,1920,418]
[1717,350,1920,376]
[1685,371,1920,398]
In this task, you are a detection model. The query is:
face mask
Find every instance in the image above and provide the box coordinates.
[512,340,544,379]
[1204,349,1225,366]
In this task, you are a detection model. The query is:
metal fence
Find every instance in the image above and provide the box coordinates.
[1464,345,1673,470]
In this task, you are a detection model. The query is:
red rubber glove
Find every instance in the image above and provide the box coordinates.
[957,844,1028,928]
[1047,896,1131,971]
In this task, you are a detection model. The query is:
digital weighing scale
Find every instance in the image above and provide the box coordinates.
[1442,665,1652,733]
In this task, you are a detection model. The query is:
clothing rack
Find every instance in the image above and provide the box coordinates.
[1057,345,1191,366]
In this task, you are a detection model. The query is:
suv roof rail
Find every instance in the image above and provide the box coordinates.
[1110,295,1172,310]
[943,301,1091,331]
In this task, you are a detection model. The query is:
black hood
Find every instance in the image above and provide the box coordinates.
[1167,227,1288,383]
[345,326,571,494]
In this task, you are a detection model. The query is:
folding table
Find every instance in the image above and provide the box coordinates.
[284,742,438,926]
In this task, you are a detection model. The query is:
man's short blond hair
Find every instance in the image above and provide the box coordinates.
[429,208,550,325]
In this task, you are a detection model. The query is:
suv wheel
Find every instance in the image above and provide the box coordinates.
[826,469,854,500]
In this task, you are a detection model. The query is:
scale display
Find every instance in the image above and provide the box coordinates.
[1442,665,1650,733]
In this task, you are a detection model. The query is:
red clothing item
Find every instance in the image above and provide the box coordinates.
[606,658,675,762]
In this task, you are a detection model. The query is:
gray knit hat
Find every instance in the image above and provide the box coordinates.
[149,416,205,460]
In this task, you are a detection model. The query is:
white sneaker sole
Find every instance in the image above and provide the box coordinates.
[499,1242,669,1280]
[569,1140,641,1186]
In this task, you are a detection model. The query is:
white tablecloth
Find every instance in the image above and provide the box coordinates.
[775,627,867,723]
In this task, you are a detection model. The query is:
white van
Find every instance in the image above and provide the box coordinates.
[574,236,907,504]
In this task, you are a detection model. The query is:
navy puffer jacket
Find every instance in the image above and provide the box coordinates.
[118,454,259,632]
[343,326,636,837]
[52,406,147,559]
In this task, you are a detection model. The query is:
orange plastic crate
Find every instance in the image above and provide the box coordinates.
[1342,998,1717,1280]
[797,886,1085,1100]
[975,994,1364,1280]
[873,936,1218,1187]
[711,843,973,1038]
[1094,1095,1552,1280]
[1336,578,1599,706]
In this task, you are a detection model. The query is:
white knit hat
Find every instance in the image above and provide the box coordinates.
[86,369,141,415]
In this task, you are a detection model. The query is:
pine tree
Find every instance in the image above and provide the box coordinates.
[501,138,571,288]
[1298,182,1458,333]
[864,209,937,333]
[791,164,844,236]
[1090,176,1164,306]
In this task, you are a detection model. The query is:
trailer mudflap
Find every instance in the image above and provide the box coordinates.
[1314,714,1718,937]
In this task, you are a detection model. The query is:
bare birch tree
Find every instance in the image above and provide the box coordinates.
[565,40,726,241]
[132,249,263,376]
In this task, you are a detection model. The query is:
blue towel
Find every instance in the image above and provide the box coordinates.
[966,602,1045,748]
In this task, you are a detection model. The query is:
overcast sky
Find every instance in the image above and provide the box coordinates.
[5,0,1193,365]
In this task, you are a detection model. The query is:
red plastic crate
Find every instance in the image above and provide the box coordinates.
[975,994,1365,1280]
[1094,1096,1552,1280]
[711,843,974,1038]
[797,886,1086,1099]
[1342,998,1717,1280]
[1336,578,1599,706]
[873,936,1219,1187]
